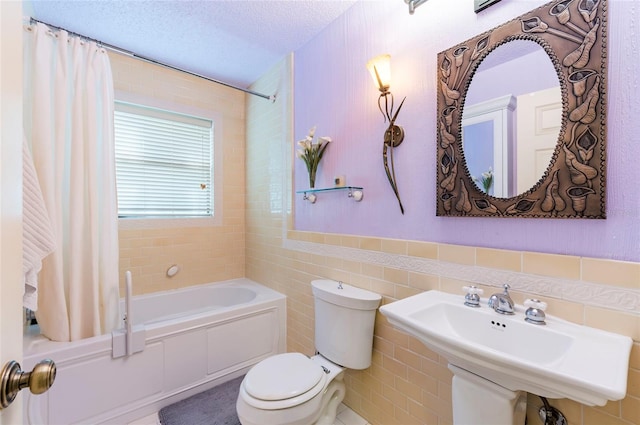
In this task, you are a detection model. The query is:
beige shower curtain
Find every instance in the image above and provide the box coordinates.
[23,22,120,341]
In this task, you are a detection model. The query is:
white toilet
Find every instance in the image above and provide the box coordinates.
[236,279,381,425]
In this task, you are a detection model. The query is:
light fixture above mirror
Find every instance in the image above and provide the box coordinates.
[436,0,607,218]
[403,0,429,15]
[404,0,501,15]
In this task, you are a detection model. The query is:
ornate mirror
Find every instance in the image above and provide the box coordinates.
[436,0,607,218]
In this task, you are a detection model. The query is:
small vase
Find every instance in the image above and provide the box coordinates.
[309,167,316,189]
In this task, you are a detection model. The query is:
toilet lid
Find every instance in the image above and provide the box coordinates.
[244,353,324,401]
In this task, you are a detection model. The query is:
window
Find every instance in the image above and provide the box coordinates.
[114,102,213,219]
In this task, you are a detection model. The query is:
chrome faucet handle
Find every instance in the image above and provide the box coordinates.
[524,299,547,325]
[501,283,511,294]
[463,286,484,308]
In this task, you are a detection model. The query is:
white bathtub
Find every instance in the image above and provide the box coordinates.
[22,278,286,425]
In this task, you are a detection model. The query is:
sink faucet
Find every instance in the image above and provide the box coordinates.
[488,284,515,315]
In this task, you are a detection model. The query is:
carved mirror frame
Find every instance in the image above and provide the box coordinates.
[436,0,607,218]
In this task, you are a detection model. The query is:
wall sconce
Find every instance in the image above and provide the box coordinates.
[404,0,429,14]
[367,54,406,214]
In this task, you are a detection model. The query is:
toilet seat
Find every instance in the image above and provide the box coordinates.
[241,353,328,410]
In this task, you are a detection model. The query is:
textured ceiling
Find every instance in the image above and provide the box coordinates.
[29,0,359,88]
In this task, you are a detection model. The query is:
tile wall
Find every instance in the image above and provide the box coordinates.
[109,52,246,295]
[110,51,639,425]
[246,58,639,425]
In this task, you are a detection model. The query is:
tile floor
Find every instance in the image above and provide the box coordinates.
[128,403,369,425]
[335,403,370,425]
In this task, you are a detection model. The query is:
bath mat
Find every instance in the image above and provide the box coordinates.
[159,375,244,425]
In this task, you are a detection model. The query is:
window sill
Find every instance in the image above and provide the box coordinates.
[118,216,221,230]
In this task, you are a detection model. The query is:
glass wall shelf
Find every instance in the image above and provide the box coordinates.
[296,186,364,203]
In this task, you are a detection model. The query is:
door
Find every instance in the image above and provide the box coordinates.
[1,1,25,423]
[462,94,517,198]
[516,86,562,194]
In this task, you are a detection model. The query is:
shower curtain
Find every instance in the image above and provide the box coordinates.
[23,22,120,341]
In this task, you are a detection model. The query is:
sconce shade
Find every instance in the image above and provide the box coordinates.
[367,54,391,93]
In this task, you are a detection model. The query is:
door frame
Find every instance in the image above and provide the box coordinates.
[462,94,517,198]
[0,1,25,423]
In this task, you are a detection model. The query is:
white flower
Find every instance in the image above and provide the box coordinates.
[481,167,493,179]
[298,140,312,150]
[475,167,493,193]
[296,126,331,177]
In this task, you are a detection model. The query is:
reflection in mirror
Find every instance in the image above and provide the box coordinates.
[462,40,562,198]
[436,0,607,218]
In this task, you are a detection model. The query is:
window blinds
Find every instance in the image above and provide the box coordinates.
[114,102,213,218]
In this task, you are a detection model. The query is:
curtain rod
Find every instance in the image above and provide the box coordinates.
[28,17,276,103]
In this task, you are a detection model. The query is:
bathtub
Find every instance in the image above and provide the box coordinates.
[22,278,286,425]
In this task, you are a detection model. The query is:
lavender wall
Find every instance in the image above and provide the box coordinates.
[293,0,640,262]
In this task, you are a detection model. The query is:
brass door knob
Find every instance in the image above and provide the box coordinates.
[0,359,56,409]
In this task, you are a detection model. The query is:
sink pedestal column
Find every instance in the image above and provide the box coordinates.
[450,365,527,425]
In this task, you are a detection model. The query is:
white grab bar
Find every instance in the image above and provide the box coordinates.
[125,271,133,356]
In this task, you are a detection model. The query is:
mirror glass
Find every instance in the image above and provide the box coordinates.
[462,40,561,198]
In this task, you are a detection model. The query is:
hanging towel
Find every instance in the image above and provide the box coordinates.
[22,135,55,310]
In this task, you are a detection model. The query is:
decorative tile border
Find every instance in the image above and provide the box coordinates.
[283,238,640,314]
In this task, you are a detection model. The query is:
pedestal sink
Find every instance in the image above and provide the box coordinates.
[379,290,633,425]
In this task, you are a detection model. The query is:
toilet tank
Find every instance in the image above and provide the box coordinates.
[311,280,381,370]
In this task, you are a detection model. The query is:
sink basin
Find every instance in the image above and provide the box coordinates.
[379,290,633,406]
